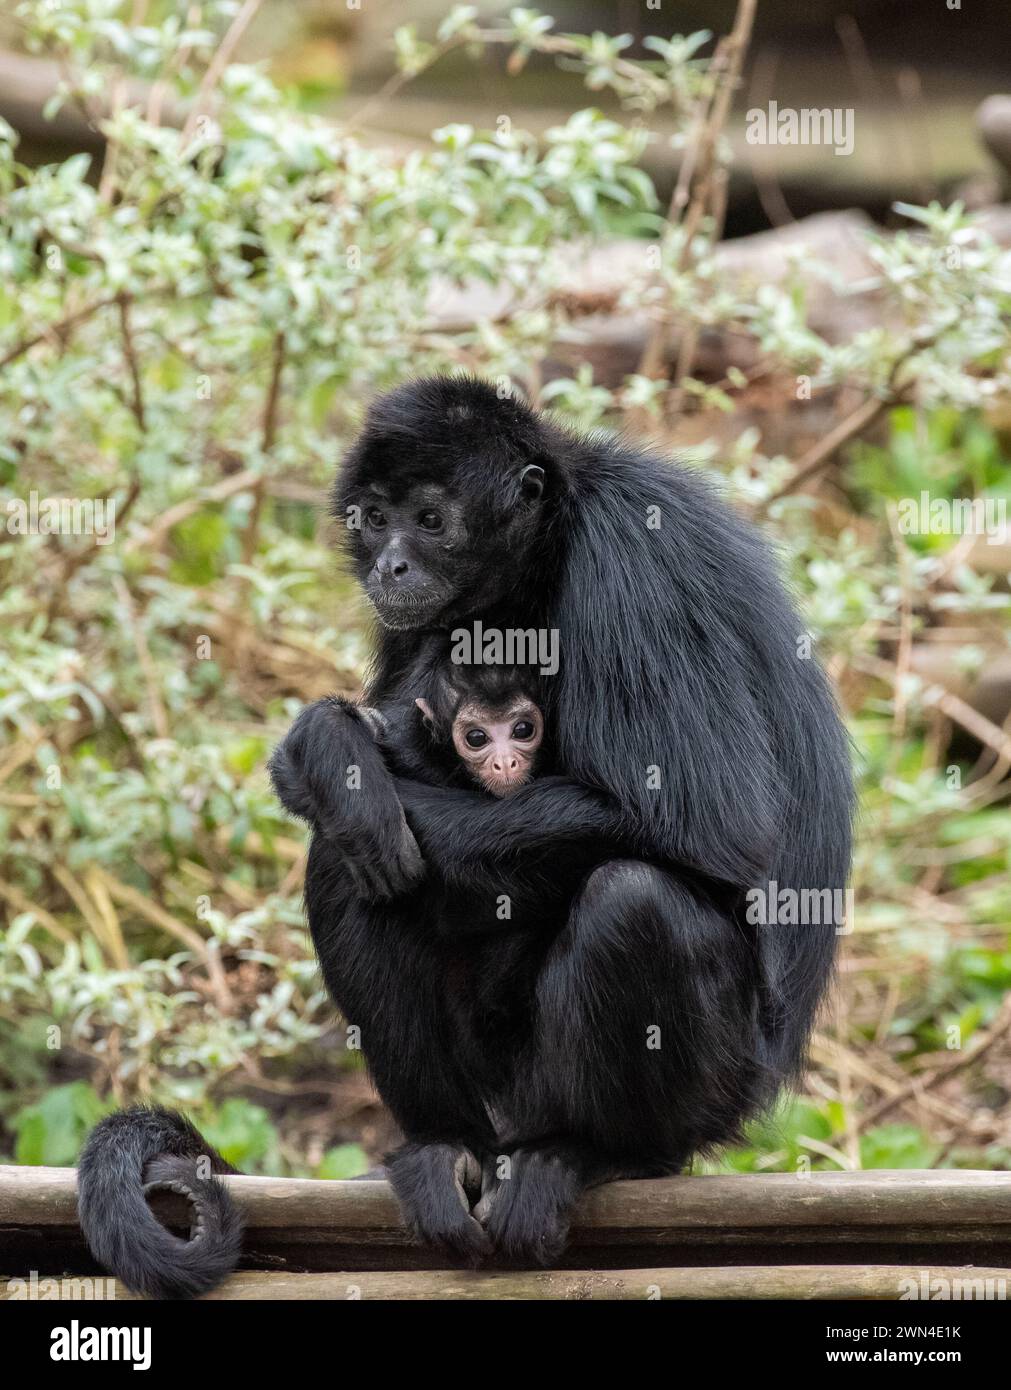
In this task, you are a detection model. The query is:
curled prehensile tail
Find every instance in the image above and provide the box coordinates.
[77,1106,243,1300]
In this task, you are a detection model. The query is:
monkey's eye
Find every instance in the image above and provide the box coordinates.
[418,510,443,532]
[465,729,488,749]
[366,507,387,528]
[512,721,535,741]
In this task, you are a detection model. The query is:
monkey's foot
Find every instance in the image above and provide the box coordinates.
[481,1145,584,1267]
[387,1141,491,1266]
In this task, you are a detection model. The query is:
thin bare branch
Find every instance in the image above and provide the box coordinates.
[180,0,263,145]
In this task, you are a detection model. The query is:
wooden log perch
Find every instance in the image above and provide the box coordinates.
[5,1165,1011,1237]
[2,1166,1010,1299]
[10,1266,1008,1302]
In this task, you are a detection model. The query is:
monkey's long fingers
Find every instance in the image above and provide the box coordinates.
[471,1155,501,1227]
[452,1149,484,1213]
[351,856,396,903]
[345,818,424,902]
[388,816,425,894]
[333,849,391,904]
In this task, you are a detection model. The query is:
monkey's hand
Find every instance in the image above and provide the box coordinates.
[269,697,424,901]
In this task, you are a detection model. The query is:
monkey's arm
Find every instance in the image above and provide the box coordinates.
[394,775,631,885]
[269,697,423,901]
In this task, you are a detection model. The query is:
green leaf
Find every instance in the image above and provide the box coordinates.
[860,1125,939,1170]
[316,1143,370,1179]
[11,1083,111,1166]
[202,1099,278,1172]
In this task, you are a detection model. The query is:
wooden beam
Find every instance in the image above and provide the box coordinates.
[7,1265,1009,1302]
[4,1168,1011,1278]
[4,1166,1011,1236]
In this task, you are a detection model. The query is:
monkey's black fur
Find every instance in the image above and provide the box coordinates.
[77,1106,242,1299]
[79,377,852,1287]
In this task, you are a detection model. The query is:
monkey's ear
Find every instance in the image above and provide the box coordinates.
[519,462,545,502]
[415,697,435,723]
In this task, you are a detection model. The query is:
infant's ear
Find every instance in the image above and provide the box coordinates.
[415,697,434,723]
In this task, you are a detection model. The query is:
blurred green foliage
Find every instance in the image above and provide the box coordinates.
[0,2,1009,1176]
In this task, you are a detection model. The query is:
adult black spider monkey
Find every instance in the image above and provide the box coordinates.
[78,376,852,1292]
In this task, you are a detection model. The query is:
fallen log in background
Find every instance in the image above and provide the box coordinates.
[2,1166,1011,1298]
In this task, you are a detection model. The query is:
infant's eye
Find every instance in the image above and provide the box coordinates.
[465,729,488,749]
[512,721,535,741]
[367,507,387,528]
[418,511,443,532]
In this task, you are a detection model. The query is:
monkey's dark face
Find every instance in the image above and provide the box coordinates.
[354,483,483,631]
[336,378,549,631]
[450,694,544,797]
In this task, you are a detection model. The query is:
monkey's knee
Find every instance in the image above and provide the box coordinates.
[540,860,748,1033]
[533,862,761,1154]
[534,861,674,1023]
[579,860,743,970]
[568,860,692,959]
[579,859,670,913]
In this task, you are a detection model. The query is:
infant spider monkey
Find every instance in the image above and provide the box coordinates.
[375,660,547,799]
[362,657,617,939]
